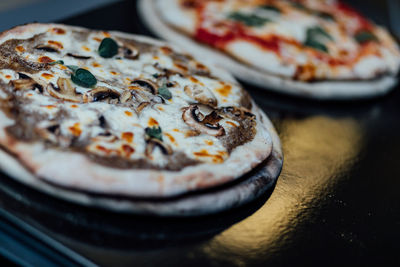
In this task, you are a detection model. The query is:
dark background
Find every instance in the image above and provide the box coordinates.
[1,0,400,266]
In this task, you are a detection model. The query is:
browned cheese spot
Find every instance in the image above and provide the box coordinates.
[48,40,63,49]
[174,62,188,72]
[185,130,200,137]
[38,56,54,63]
[69,123,82,136]
[15,45,25,53]
[164,133,176,144]
[52,28,66,34]
[42,105,56,109]
[148,117,159,127]
[204,140,214,146]
[193,149,224,164]
[160,46,173,54]
[121,132,134,143]
[295,64,317,81]
[41,73,53,79]
[122,144,135,157]
[216,84,232,97]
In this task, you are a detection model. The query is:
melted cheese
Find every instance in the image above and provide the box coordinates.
[158,0,400,81]
[0,25,246,166]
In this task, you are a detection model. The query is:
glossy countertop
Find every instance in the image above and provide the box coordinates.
[0,1,399,266]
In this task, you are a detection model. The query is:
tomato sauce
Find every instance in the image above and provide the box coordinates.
[193,1,375,69]
[195,25,282,54]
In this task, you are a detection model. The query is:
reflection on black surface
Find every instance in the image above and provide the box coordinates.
[202,115,363,264]
[0,168,276,250]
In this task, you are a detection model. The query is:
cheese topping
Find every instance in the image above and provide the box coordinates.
[0,25,256,170]
[158,0,400,81]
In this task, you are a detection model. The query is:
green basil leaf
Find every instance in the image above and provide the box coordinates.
[259,5,281,13]
[291,2,334,21]
[304,39,328,52]
[98,38,119,58]
[145,126,163,141]
[354,30,378,44]
[158,85,172,100]
[308,26,333,41]
[49,60,64,65]
[71,68,97,88]
[303,26,332,53]
[228,12,270,27]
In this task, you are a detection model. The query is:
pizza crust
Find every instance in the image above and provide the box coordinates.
[0,124,281,216]
[0,103,271,197]
[0,101,283,216]
[0,102,282,216]
[139,0,399,99]
[0,23,277,202]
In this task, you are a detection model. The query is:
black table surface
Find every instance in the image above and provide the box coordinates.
[1,0,400,266]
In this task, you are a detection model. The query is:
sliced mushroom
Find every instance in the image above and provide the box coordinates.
[99,115,106,128]
[92,133,118,143]
[131,79,157,94]
[36,122,60,143]
[151,95,164,104]
[18,72,31,79]
[83,87,120,103]
[184,84,218,107]
[10,75,43,92]
[182,105,225,136]
[202,110,223,126]
[145,138,172,157]
[119,90,132,103]
[131,90,151,103]
[46,124,60,133]
[121,43,139,59]
[222,106,255,119]
[166,81,178,88]
[173,60,189,75]
[46,78,82,102]
[153,63,184,78]
[188,60,211,76]
[136,102,150,114]
[66,53,91,60]
[34,44,59,53]
[98,131,112,136]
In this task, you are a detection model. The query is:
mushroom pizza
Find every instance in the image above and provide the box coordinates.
[0,23,281,213]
